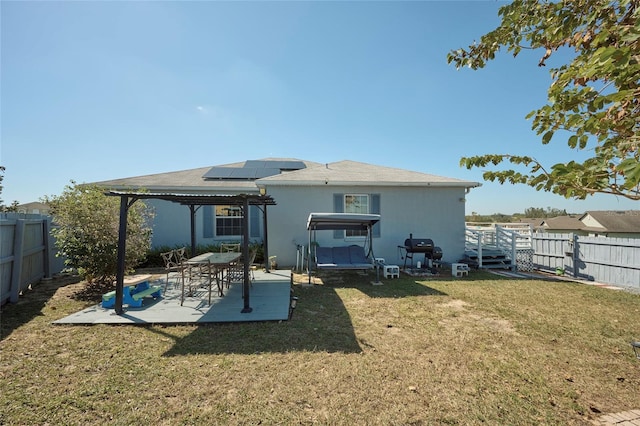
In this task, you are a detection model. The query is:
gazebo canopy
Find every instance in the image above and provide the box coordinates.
[306,213,381,284]
[306,212,380,231]
[106,190,276,206]
[105,190,276,315]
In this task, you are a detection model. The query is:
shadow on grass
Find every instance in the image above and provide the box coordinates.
[69,281,115,302]
[0,274,82,342]
[301,270,449,298]
[160,271,450,356]
[418,270,519,282]
[161,285,363,355]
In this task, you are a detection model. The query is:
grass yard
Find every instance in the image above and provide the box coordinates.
[1,270,639,425]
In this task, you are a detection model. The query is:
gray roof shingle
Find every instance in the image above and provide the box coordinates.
[92,159,480,191]
[541,215,584,230]
[580,210,640,233]
[259,160,480,187]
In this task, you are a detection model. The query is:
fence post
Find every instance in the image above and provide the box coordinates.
[571,233,578,278]
[42,219,51,278]
[511,230,517,272]
[10,219,25,303]
[477,231,483,269]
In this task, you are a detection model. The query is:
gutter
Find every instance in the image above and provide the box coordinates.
[99,184,261,193]
[259,180,482,188]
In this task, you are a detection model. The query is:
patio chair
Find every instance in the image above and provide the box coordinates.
[161,248,187,291]
[224,248,257,290]
[220,243,241,253]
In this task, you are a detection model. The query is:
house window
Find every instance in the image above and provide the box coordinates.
[345,194,369,237]
[215,205,242,236]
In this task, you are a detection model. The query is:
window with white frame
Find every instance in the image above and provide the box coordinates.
[215,205,242,236]
[344,194,369,237]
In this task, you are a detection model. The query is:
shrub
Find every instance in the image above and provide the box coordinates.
[45,182,154,284]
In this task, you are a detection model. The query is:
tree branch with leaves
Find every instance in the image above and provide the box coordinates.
[448,0,640,200]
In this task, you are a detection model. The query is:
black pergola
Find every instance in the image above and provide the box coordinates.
[106,191,276,315]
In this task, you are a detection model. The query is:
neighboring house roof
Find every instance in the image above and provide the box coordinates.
[259,160,481,188]
[579,210,640,233]
[94,158,481,191]
[17,202,50,214]
[541,215,584,231]
[513,218,545,228]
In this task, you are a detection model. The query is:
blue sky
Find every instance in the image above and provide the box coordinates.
[2,1,637,215]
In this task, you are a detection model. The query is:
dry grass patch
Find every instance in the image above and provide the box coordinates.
[1,270,639,425]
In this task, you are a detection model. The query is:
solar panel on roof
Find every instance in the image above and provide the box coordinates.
[203,160,306,180]
[203,166,284,180]
[202,167,236,179]
[244,160,269,168]
[273,160,306,170]
[244,160,306,170]
[254,168,282,178]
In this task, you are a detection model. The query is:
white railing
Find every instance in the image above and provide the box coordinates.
[465,223,533,270]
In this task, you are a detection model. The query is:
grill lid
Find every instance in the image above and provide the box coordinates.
[404,237,434,253]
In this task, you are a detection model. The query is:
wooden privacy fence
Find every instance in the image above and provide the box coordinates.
[532,232,640,291]
[1,213,65,305]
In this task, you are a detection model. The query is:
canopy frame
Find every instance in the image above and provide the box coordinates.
[107,191,276,315]
[306,213,381,284]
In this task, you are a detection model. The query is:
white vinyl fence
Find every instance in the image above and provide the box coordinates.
[1,213,65,305]
[532,232,640,291]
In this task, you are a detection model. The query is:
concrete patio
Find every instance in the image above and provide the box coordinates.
[53,269,292,325]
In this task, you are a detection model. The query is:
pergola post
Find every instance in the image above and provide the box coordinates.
[241,197,252,313]
[115,195,129,315]
[189,205,197,257]
[262,205,270,273]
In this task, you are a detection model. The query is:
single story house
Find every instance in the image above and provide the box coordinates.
[579,210,640,238]
[16,202,51,216]
[94,159,481,268]
[539,215,586,234]
[539,211,640,238]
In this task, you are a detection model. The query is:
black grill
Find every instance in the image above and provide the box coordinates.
[403,237,434,254]
[400,234,443,269]
[431,246,443,261]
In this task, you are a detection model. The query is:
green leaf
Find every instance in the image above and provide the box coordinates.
[447,0,640,201]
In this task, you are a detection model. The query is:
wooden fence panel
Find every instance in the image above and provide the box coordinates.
[20,220,47,292]
[533,232,640,291]
[532,233,572,272]
[0,219,16,305]
[576,236,640,290]
[0,213,64,305]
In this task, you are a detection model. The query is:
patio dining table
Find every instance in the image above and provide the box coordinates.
[182,252,241,305]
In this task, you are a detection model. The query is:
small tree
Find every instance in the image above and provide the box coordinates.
[0,166,21,212]
[448,0,640,200]
[45,182,154,284]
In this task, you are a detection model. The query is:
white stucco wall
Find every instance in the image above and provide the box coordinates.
[146,200,193,248]
[580,214,605,229]
[144,184,469,267]
[264,184,468,268]
[146,199,264,249]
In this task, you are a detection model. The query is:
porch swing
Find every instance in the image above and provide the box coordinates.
[306,212,381,284]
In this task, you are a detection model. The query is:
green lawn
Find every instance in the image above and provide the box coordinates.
[1,270,639,425]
